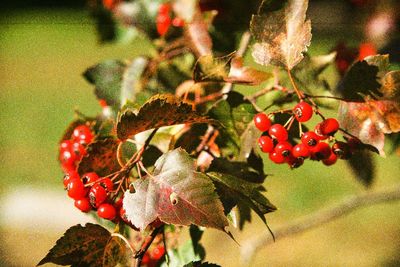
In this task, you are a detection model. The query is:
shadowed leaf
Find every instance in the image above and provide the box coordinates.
[103,235,134,267]
[78,138,121,176]
[123,148,229,231]
[117,94,213,140]
[347,150,375,187]
[250,0,312,69]
[38,223,110,266]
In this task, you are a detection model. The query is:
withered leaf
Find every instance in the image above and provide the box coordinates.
[38,223,110,267]
[103,234,134,267]
[117,94,213,140]
[380,70,400,101]
[78,138,121,176]
[250,0,312,69]
[185,9,213,57]
[123,148,229,231]
[226,57,272,85]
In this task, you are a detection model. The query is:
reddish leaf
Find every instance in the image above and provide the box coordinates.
[123,148,229,231]
[338,100,400,155]
[185,9,213,57]
[250,0,312,69]
[117,94,214,140]
[78,138,121,176]
[38,223,110,266]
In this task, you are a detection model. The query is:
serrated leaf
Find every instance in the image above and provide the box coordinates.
[207,172,276,228]
[103,235,134,267]
[123,148,229,231]
[347,150,375,187]
[78,138,121,176]
[117,94,213,140]
[38,223,110,266]
[250,0,312,69]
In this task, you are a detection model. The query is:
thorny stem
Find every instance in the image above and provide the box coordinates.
[134,225,164,267]
[287,68,304,100]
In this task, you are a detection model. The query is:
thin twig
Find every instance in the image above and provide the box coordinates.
[134,226,164,267]
[287,68,304,100]
[240,184,400,265]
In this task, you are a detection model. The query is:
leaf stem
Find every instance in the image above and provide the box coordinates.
[287,68,304,100]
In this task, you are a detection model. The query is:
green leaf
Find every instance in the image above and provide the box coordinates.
[207,172,276,229]
[78,138,121,177]
[38,223,110,266]
[117,94,214,140]
[123,148,229,231]
[83,57,148,110]
[347,150,375,187]
[250,0,312,69]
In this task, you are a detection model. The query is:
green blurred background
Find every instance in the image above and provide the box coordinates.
[1,1,400,266]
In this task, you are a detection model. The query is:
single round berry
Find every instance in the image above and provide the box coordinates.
[67,179,87,200]
[63,170,80,188]
[254,113,272,132]
[269,151,286,164]
[332,141,351,159]
[258,136,274,153]
[59,149,77,168]
[292,143,310,158]
[274,141,292,157]
[319,118,340,136]
[322,151,338,166]
[268,124,288,141]
[311,142,332,160]
[314,123,329,140]
[89,184,108,208]
[98,178,114,192]
[72,125,94,145]
[156,13,171,36]
[60,140,73,152]
[293,101,313,122]
[74,198,92,212]
[142,253,151,265]
[301,131,320,147]
[150,245,165,261]
[82,172,99,185]
[97,203,117,220]
[286,155,304,169]
[158,3,171,15]
[172,17,185,27]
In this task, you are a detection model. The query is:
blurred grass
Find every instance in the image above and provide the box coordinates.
[0,8,400,267]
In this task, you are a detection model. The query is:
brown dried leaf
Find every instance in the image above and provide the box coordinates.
[78,138,121,176]
[380,70,400,100]
[117,94,213,140]
[250,0,312,69]
[185,10,213,57]
[226,57,272,85]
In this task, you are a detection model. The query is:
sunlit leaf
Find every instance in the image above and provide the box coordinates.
[123,148,229,231]
[226,57,272,85]
[38,223,110,266]
[117,94,214,140]
[250,0,312,69]
[380,70,400,100]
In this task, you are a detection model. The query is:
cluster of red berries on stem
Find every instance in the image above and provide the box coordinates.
[59,124,123,221]
[255,101,355,168]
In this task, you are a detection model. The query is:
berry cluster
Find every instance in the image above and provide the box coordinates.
[156,3,185,36]
[141,245,165,267]
[59,125,123,221]
[255,101,354,168]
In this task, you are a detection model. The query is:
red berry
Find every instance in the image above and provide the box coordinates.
[172,17,185,27]
[59,149,77,168]
[157,14,171,36]
[358,42,376,61]
[292,143,310,158]
[332,141,351,159]
[82,172,99,185]
[72,141,87,160]
[258,136,274,153]
[60,140,73,152]
[158,3,171,15]
[98,178,114,192]
[311,142,331,160]
[322,151,338,166]
[67,179,88,200]
[150,245,165,261]
[301,131,319,147]
[314,123,329,140]
[142,253,151,265]
[293,101,313,122]
[72,125,94,145]
[97,203,117,220]
[286,155,304,169]
[274,141,292,157]
[63,169,80,188]
[254,113,272,132]
[89,184,108,208]
[319,118,340,136]
[268,124,288,141]
[269,151,286,164]
[74,198,92,212]
[347,137,361,151]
